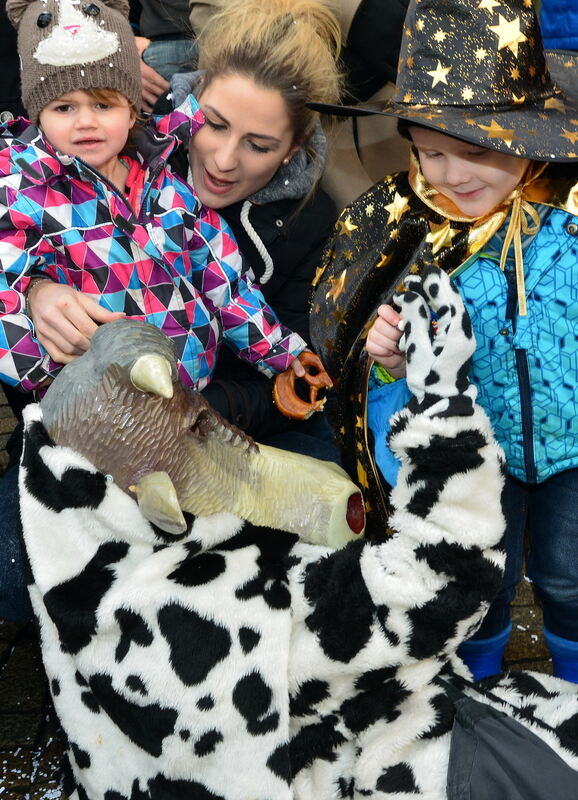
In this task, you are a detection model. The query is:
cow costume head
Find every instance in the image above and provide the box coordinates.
[39,318,366,546]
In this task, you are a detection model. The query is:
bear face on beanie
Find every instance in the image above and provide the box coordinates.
[6,0,142,122]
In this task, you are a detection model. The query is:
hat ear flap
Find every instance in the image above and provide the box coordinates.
[5,0,33,29]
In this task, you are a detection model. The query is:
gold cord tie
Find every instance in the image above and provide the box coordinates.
[498,193,540,317]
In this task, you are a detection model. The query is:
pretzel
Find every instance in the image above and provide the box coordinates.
[273,351,333,420]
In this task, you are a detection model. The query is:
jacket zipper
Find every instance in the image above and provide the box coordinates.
[505,268,536,483]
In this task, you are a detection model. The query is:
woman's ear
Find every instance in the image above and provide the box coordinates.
[282,145,300,165]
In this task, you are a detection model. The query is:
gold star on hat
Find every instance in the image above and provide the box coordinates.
[308,0,578,162]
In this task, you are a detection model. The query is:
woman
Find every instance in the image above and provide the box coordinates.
[172,0,343,457]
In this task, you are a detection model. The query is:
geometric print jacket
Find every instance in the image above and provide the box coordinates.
[0,97,305,394]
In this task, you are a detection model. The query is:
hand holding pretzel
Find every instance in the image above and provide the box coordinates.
[274,351,333,420]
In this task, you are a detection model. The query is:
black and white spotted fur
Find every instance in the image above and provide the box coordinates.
[18,269,578,799]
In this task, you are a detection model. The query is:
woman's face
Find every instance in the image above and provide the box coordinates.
[410,126,530,217]
[189,73,297,209]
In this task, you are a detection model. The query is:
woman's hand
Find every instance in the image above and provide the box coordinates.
[27,282,125,364]
[290,356,306,378]
[365,304,407,379]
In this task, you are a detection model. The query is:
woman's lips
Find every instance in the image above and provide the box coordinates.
[203,167,236,195]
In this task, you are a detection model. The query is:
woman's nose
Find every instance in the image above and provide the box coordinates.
[213,141,238,172]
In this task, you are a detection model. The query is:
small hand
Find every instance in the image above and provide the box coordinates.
[28,282,125,364]
[290,356,306,378]
[365,303,406,378]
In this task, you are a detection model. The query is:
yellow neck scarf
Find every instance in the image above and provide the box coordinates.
[408,151,550,316]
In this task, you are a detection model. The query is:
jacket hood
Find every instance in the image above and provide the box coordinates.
[170,71,328,203]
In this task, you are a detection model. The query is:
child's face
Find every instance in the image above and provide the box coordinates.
[409,126,530,217]
[39,90,136,183]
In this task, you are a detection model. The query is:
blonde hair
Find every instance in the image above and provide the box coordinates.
[197,0,342,147]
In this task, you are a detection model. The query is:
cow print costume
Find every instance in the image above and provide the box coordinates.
[19,269,578,799]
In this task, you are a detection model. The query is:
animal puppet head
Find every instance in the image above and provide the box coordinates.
[40,319,365,547]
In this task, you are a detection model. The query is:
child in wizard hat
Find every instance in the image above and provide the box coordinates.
[309,0,578,682]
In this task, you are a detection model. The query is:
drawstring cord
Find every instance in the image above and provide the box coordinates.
[498,192,540,317]
[240,200,274,285]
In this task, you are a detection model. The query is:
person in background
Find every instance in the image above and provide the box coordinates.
[310,0,578,681]
[135,0,197,112]
[539,0,578,52]
[188,0,411,209]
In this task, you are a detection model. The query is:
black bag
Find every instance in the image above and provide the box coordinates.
[443,679,578,800]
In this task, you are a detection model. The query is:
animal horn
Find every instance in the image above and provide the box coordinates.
[130,354,174,398]
[129,471,187,534]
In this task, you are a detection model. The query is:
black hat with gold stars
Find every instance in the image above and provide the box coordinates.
[310,0,578,162]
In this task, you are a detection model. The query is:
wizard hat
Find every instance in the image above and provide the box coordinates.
[310,0,578,162]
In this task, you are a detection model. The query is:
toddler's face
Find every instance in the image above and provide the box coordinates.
[409,126,530,217]
[39,90,136,183]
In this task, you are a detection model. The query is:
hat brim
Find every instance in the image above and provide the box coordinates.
[310,50,578,162]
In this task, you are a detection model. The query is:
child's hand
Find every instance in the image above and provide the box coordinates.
[27,282,125,364]
[365,304,406,378]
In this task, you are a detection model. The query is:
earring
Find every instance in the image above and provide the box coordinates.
[282,157,291,165]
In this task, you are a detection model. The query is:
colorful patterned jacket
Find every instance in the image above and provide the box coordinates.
[0,96,306,394]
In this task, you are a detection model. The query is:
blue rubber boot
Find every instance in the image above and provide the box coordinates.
[457,623,512,680]
[543,628,578,683]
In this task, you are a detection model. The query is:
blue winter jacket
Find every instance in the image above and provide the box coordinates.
[369,203,578,485]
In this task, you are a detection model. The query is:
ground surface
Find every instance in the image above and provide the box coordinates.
[0,387,554,798]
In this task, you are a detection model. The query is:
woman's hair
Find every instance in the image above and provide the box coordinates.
[197,0,342,147]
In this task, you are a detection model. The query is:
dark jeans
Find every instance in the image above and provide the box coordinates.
[142,38,198,82]
[472,469,578,641]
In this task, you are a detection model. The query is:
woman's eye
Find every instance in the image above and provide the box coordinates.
[249,142,272,154]
[205,118,226,131]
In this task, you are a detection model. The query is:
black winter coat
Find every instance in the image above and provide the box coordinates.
[203,189,338,440]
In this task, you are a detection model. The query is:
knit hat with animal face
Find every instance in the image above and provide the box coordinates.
[6,0,142,122]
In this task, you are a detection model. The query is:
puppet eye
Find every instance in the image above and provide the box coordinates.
[37,12,52,27]
[82,3,100,15]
